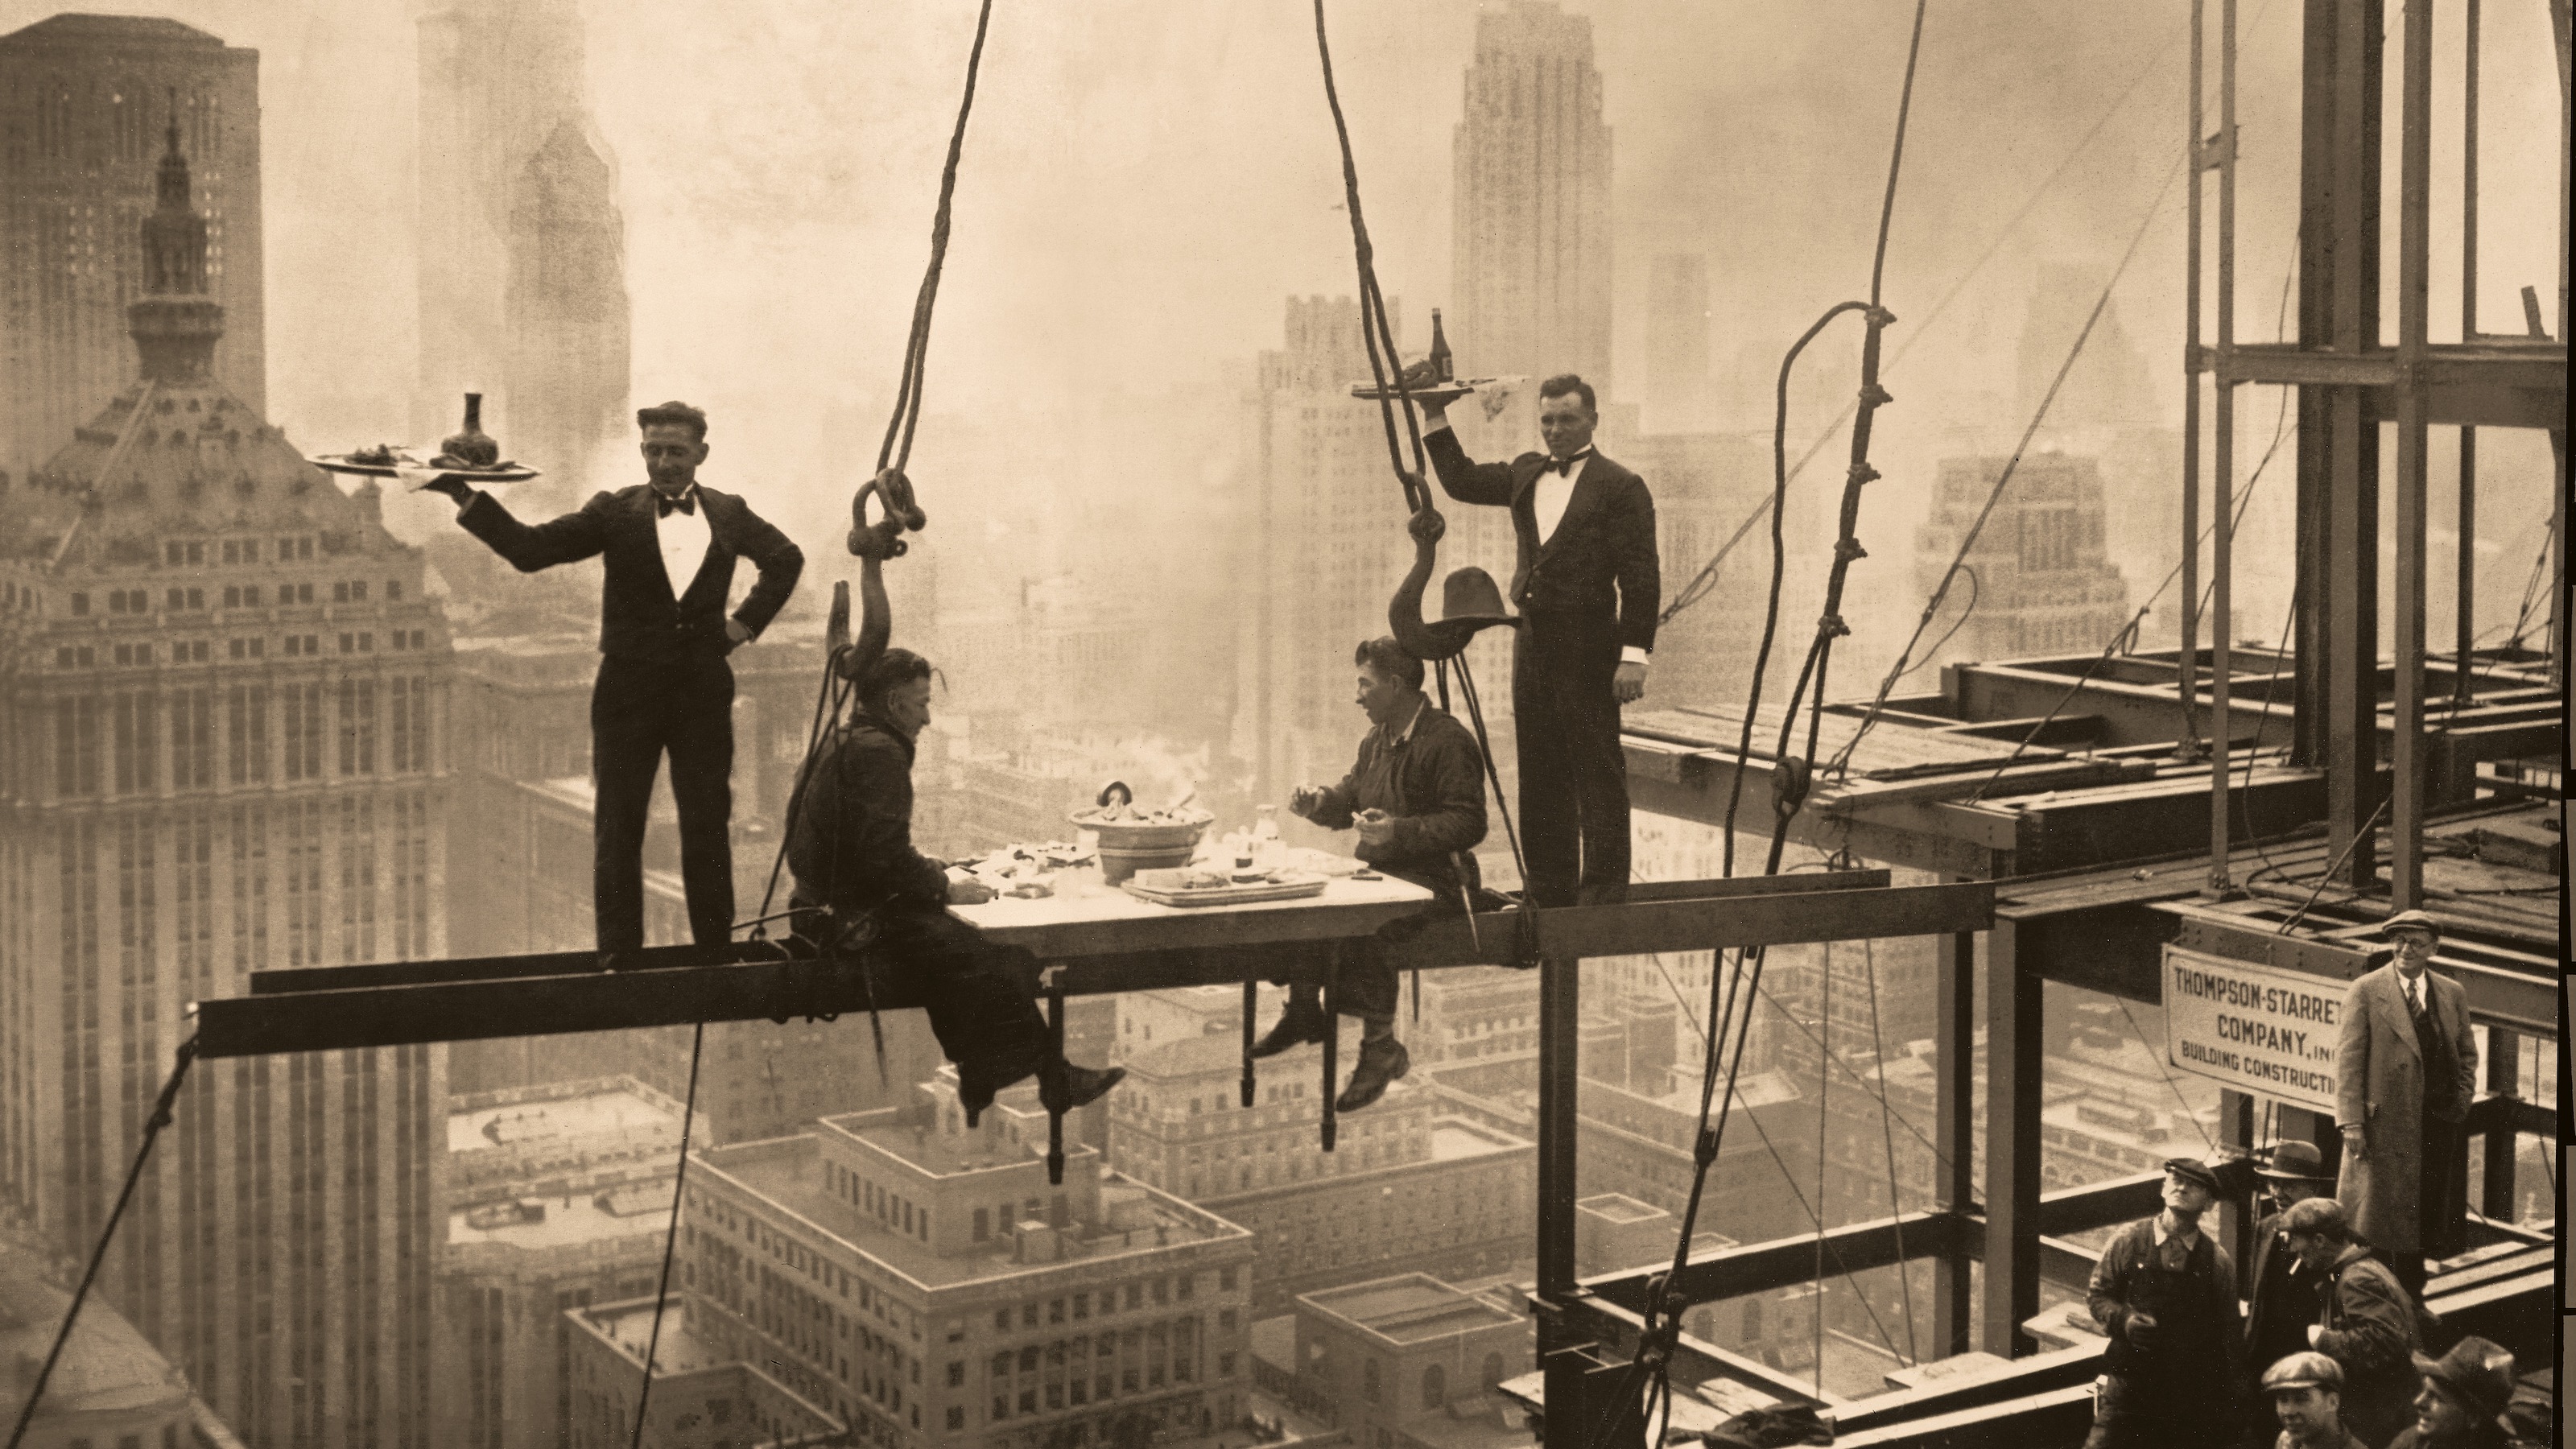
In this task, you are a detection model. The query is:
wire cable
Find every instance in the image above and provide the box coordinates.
[627,1023,708,1449]
[1861,938,1920,1364]
[2114,999,2218,1152]
[6,1036,200,1449]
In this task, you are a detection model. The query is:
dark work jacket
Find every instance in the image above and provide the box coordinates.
[787,714,947,914]
[1424,427,1661,652]
[1308,701,1488,902]
[2247,1209,2328,1374]
[2087,1217,2246,1406]
[459,483,803,663]
[2314,1245,2420,1449]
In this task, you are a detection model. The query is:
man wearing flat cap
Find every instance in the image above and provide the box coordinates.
[428,401,805,952]
[2281,1195,2419,1447]
[2388,1336,2516,1448]
[2081,1156,2248,1447]
[2265,1352,2368,1449]
[2334,909,2477,1298]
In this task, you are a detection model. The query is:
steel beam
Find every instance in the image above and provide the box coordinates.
[1979,917,2041,1356]
[1580,1210,1974,1315]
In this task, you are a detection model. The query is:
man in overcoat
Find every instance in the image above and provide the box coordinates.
[2333,909,2477,1298]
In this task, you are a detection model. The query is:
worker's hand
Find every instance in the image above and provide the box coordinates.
[1355,809,1397,852]
[1614,659,1647,705]
[2124,1312,2159,1350]
[724,618,754,654]
[2341,1123,2367,1161]
[945,869,997,906]
[1288,785,1327,821]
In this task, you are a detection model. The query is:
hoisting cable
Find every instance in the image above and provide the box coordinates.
[6,1035,200,1449]
[1641,5,1931,1433]
[633,1,997,1434]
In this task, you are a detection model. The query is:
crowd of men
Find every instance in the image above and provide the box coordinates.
[2080,917,2546,1449]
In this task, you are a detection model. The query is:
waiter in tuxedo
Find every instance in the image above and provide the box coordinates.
[427,401,804,952]
[1422,374,1658,906]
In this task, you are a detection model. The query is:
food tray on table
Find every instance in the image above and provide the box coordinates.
[309,452,540,484]
[1121,868,1330,908]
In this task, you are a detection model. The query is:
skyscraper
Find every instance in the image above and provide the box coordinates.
[1449,1,1612,394]
[0,127,448,1449]
[0,14,265,479]
[1913,452,2135,667]
[1642,254,1711,432]
[416,0,629,502]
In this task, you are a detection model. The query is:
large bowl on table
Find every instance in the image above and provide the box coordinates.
[1070,807,1212,884]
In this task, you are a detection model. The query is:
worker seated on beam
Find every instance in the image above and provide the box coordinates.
[425,402,804,954]
[786,647,1122,1121]
[2081,1155,2250,1448]
[1253,637,1491,1113]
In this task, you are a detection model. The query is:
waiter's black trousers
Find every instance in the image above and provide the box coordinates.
[1512,609,1629,907]
[592,653,736,951]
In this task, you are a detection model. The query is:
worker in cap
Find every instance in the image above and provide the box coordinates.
[2243,1138,2344,1437]
[2391,1336,2515,1448]
[2079,1157,2247,1447]
[2334,906,2476,1298]
[2280,1196,2418,1447]
[2265,1352,2367,1449]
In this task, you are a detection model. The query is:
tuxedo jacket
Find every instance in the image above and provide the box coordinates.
[1426,428,1660,653]
[460,483,804,665]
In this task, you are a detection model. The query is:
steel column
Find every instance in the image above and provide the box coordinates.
[1933,924,1979,1356]
[2390,0,2435,910]
[1535,948,1582,1306]
[2454,0,2480,708]
[2479,1027,2520,1219]
[1979,919,2041,1357]
[2182,0,2207,753]
[2209,0,2241,890]
[2217,1088,2256,1290]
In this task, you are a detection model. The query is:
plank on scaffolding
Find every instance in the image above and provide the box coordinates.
[202,876,1994,1059]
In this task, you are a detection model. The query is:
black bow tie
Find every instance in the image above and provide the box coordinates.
[1541,452,1590,475]
[655,489,697,518]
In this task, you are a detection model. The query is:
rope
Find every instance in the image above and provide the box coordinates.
[1311,0,1430,510]
[1861,938,1920,1364]
[627,1022,708,1449]
[6,1036,199,1449]
[875,0,997,478]
[1831,147,2186,778]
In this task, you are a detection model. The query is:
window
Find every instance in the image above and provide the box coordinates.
[1219,1268,1237,1291]
[387,580,403,601]
[1220,1353,1237,1378]
[947,1362,964,1387]
[70,592,89,615]
[1422,1364,1445,1410]
[972,1208,989,1242]
[1482,1352,1505,1389]
[227,686,270,784]
[1364,1360,1381,1403]
[332,581,349,603]
[55,697,99,796]
[992,1397,1009,1422]
[947,1407,964,1430]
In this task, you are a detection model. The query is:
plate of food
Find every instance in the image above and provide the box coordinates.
[310,444,540,486]
[1121,866,1328,908]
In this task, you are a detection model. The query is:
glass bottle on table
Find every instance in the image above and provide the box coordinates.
[1253,805,1282,869]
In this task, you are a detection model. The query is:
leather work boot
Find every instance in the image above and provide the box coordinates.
[1040,1062,1126,1114]
[1248,998,1331,1059]
[1335,1037,1410,1113]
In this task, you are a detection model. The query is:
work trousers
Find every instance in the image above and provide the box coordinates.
[1278,940,1399,1026]
[1512,609,1629,907]
[592,652,737,952]
[2082,1374,2235,1449]
[866,903,1054,1104]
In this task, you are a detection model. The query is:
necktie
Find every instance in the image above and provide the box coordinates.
[657,489,697,518]
[1542,451,1589,476]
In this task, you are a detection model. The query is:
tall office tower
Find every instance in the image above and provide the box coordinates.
[416,0,628,501]
[1237,295,1419,813]
[1912,452,2134,668]
[0,130,450,1449]
[0,14,265,480]
[1107,1027,1534,1313]
[436,1077,695,1449]
[1642,254,1711,432]
[1449,0,1612,395]
[502,119,632,514]
[658,1078,1259,1449]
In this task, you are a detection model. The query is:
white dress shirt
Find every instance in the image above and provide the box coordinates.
[654,485,712,597]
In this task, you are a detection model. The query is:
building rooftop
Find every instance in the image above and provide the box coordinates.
[698,1133,1242,1290]
[1302,1274,1524,1346]
[1428,1119,1527,1162]
[576,1294,733,1377]
[1575,1194,1665,1225]
[2,14,225,47]
[448,1177,677,1249]
[449,1080,681,1154]
[0,1237,191,1422]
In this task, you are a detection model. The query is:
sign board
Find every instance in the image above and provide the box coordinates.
[2161,945,2345,1115]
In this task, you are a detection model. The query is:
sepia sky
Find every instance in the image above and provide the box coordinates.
[5,0,2564,648]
